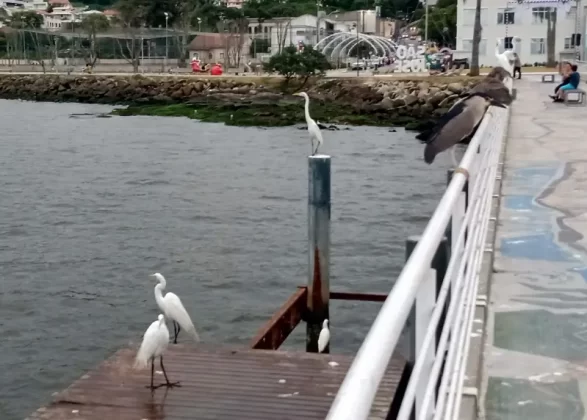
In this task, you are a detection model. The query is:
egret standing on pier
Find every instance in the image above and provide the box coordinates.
[318,319,330,353]
[152,273,200,344]
[134,314,181,389]
[294,92,323,155]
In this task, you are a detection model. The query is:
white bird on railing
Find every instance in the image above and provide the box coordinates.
[495,38,514,78]
[152,273,200,344]
[134,314,181,389]
[318,319,330,353]
[294,91,324,156]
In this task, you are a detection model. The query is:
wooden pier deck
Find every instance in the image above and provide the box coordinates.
[28,344,405,420]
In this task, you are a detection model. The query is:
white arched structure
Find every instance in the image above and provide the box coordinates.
[315,32,399,61]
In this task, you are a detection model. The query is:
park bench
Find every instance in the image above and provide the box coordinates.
[563,89,586,106]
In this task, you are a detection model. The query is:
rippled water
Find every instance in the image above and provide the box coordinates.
[0,99,453,419]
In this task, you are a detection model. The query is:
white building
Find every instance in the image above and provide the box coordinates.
[456,0,584,66]
[248,14,352,56]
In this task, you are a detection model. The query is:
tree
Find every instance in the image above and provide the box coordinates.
[546,8,556,67]
[9,10,46,71]
[469,0,482,76]
[80,13,111,67]
[172,0,217,67]
[264,45,330,87]
[114,0,148,72]
[417,3,456,47]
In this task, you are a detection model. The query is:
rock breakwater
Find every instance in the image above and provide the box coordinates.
[0,74,483,128]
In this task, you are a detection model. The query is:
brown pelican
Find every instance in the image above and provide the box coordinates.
[468,67,513,105]
[417,67,513,165]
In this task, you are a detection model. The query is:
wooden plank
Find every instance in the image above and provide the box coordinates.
[27,345,405,420]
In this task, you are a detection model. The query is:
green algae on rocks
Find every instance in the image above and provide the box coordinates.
[111,102,434,130]
[0,74,482,131]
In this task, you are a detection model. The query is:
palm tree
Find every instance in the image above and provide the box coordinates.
[469,0,482,76]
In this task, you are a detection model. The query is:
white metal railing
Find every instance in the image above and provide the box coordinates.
[325,92,511,420]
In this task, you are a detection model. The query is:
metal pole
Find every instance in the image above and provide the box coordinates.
[390,235,448,420]
[306,155,331,353]
[356,10,360,77]
[164,13,169,72]
[424,0,429,47]
[316,1,320,46]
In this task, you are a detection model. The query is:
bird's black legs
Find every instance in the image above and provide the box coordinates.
[172,321,181,344]
[159,356,181,388]
[146,356,181,389]
[146,358,155,389]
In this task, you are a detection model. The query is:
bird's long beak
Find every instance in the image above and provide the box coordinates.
[293,92,301,96]
[149,274,156,277]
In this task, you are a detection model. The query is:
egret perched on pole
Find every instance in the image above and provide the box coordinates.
[152,273,200,344]
[318,319,330,353]
[134,314,181,389]
[294,91,324,155]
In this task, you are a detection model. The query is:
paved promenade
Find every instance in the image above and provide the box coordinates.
[483,76,587,419]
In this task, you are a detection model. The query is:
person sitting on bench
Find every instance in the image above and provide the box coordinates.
[553,64,580,102]
[551,62,571,99]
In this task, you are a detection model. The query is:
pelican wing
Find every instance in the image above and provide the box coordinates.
[423,94,491,164]
[468,79,513,105]
[164,292,201,342]
[134,320,160,369]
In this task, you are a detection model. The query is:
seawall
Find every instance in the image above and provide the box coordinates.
[0,74,483,128]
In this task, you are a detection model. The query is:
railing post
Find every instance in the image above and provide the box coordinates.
[391,235,449,420]
[306,155,331,353]
[446,169,469,254]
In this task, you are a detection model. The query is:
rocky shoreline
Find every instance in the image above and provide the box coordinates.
[0,74,483,129]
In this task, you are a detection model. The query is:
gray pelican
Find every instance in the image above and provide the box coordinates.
[417,67,513,165]
[468,67,513,105]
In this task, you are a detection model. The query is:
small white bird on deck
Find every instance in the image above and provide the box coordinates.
[294,91,324,156]
[318,319,330,353]
[134,314,181,389]
[152,273,200,344]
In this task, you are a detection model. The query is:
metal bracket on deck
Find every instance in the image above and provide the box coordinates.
[476,295,488,307]
[484,247,494,253]
[462,387,479,397]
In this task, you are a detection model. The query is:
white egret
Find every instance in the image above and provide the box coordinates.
[151,273,200,344]
[294,92,324,156]
[318,319,330,353]
[495,39,514,78]
[134,314,181,389]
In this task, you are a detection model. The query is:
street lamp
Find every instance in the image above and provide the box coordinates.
[164,11,169,72]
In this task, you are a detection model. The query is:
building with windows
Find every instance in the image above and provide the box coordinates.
[456,0,584,66]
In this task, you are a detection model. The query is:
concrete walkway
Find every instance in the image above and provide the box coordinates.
[483,75,587,419]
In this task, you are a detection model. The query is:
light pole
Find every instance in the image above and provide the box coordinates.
[316,1,321,45]
[164,12,169,72]
[424,0,429,47]
[356,10,361,77]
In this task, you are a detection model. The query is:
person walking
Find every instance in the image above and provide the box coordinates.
[512,53,522,79]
